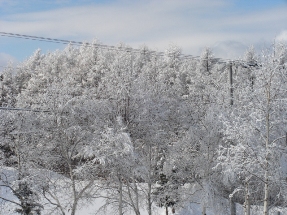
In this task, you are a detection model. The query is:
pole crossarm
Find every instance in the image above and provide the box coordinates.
[0,107,50,113]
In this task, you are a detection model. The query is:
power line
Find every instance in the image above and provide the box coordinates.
[0,31,165,56]
[0,31,233,72]
[1,32,252,69]
[0,32,253,66]
[1,31,229,62]
[1,31,86,46]
[0,31,256,78]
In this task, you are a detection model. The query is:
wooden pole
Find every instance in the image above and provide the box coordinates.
[229,62,233,106]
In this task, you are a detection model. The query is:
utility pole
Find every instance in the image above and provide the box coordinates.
[229,62,234,106]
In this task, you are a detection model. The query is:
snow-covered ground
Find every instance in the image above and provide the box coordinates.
[0,167,285,215]
[0,167,211,215]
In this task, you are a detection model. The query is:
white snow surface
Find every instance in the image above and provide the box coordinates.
[0,167,285,215]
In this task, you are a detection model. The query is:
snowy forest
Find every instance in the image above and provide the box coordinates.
[1,41,287,215]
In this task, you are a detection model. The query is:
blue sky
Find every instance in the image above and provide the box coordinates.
[1,0,287,69]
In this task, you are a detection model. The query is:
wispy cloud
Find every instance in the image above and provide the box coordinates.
[276,30,287,42]
[0,0,286,59]
[0,53,17,72]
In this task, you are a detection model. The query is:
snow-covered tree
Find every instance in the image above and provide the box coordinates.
[0,110,44,215]
[218,44,287,215]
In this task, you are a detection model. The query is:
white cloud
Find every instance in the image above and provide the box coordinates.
[212,41,248,60]
[0,0,286,58]
[0,53,17,72]
[276,30,287,42]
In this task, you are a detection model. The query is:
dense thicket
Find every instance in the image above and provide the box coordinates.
[0,42,287,215]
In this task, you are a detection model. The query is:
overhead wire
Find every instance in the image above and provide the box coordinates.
[0,31,235,63]
[0,31,160,55]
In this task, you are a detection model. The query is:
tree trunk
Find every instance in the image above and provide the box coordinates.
[119,175,123,215]
[172,207,175,214]
[147,181,152,215]
[202,204,206,215]
[244,183,250,215]
[263,170,269,215]
[244,194,250,215]
[70,163,77,215]
[133,173,140,215]
[165,206,168,215]
[263,95,270,215]
[70,198,78,215]
[147,145,152,215]
[127,174,141,215]
[230,198,236,215]
[245,193,250,215]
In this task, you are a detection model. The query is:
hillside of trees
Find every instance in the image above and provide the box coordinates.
[1,42,287,215]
